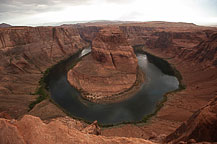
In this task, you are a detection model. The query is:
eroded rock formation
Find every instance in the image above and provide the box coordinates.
[67,27,144,103]
[0,115,154,144]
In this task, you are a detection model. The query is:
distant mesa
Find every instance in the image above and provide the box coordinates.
[67,27,145,104]
[0,23,12,28]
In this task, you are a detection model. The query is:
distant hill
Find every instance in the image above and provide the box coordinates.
[76,20,139,26]
[0,23,12,28]
[30,20,139,26]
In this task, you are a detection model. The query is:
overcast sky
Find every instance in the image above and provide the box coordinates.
[0,0,217,26]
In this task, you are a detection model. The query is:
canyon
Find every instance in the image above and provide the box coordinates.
[0,22,217,143]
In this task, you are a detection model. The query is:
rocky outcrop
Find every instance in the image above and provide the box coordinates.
[165,96,217,143]
[81,120,101,135]
[67,27,145,103]
[0,115,154,144]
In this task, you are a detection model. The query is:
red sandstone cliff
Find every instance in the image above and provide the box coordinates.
[91,27,138,73]
[186,32,217,66]
[0,26,88,118]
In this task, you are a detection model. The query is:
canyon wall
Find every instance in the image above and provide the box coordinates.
[0,26,88,118]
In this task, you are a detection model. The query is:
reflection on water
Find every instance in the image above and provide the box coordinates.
[48,48,179,125]
[79,48,91,57]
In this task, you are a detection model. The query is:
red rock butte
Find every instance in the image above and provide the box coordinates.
[67,27,145,103]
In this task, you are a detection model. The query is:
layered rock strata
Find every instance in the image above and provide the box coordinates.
[67,27,144,103]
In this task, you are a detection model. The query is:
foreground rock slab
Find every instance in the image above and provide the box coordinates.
[0,115,154,144]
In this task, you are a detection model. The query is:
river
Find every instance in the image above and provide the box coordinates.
[48,48,179,125]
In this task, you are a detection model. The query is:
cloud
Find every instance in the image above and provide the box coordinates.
[0,0,216,25]
[119,11,143,21]
[0,0,92,22]
[105,0,133,4]
[178,0,217,17]
[196,0,217,16]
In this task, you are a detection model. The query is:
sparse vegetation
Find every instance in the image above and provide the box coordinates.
[28,68,50,110]
[28,49,84,111]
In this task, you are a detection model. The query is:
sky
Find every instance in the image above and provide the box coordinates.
[0,0,217,26]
